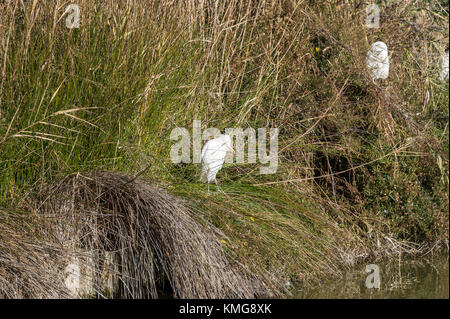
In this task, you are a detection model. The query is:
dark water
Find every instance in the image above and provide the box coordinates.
[295,253,449,299]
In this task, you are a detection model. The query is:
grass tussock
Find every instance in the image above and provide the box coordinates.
[0,0,448,298]
[19,171,265,298]
[0,208,71,298]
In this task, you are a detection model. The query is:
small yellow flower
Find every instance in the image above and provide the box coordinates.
[315,47,319,52]
[249,217,255,222]
[221,240,227,244]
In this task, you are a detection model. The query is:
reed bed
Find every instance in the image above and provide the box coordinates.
[0,0,448,298]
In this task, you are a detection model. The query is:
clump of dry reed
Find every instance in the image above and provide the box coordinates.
[20,171,268,298]
[0,208,71,298]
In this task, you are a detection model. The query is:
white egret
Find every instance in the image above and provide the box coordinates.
[439,50,449,81]
[200,134,233,191]
[366,41,389,83]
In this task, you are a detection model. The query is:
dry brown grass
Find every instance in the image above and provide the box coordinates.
[0,208,71,298]
[16,171,268,298]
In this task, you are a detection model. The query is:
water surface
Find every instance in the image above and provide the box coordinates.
[295,253,449,299]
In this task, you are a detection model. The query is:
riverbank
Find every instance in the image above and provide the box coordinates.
[0,1,448,298]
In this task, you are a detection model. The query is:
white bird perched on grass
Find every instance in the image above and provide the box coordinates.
[366,41,389,83]
[200,134,233,191]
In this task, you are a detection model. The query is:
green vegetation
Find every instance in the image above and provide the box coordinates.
[0,0,448,296]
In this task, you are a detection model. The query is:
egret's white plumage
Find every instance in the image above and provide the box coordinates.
[200,134,233,185]
[439,50,449,81]
[366,41,389,82]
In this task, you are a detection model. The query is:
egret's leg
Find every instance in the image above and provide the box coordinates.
[215,179,225,194]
